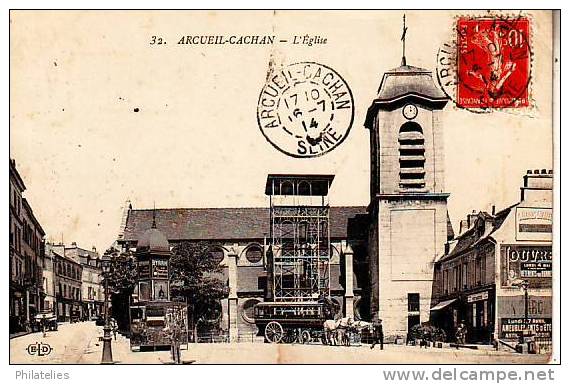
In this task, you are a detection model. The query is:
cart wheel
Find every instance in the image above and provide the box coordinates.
[300,330,311,344]
[282,328,297,344]
[264,321,283,343]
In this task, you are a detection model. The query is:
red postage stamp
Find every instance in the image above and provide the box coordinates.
[456,16,531,109]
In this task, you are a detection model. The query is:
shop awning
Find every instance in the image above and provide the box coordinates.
[430,298,457,311]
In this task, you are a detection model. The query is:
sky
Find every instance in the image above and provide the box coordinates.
[9,10,554,253]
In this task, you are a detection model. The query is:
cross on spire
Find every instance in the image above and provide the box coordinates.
[401,14,408,66]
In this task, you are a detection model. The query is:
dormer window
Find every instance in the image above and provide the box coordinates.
[398,121,425,189]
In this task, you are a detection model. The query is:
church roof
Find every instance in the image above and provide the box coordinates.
[375,64,448,102]
[121,206,368,243]
[364,63,449,128]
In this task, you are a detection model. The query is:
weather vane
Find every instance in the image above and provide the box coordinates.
[401,14,408,66]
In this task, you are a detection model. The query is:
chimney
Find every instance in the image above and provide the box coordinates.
[467,210,478,228]
[71,241,77,247]
[459,219,469,235]
[92,246,97,253]
[491,205,496,215]
[521,169,553,202]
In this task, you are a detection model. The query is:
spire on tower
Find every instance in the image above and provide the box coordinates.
[401,14,408,66]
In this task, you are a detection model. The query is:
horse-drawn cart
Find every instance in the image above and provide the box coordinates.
[254,301,327,344]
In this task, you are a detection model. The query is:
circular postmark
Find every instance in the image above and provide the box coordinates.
[436,14,532,112]
[257,62,354,158]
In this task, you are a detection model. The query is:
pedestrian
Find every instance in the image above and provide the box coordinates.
[370,319,384,350]
[111,318,117,341]
[455,321,466,345]
[421,328,430,348]
[164,323,181,364]
[41,314,47,338]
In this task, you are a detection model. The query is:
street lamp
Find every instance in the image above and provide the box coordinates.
[512,279,530,329]
[100,254,113,364]
[520,280,530,330]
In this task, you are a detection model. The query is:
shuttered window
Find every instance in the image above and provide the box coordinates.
[399,122,425,190]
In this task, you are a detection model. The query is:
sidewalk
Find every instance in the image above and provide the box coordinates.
[9,330,31,339]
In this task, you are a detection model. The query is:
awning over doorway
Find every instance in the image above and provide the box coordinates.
[430,298,457,311]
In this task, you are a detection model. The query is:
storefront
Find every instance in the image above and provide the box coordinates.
[497,244,552,350]
[464,288,494,344]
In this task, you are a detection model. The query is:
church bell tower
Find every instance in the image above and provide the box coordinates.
[364,16,451,338]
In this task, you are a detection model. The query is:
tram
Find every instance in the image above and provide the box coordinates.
[254,301,328,343]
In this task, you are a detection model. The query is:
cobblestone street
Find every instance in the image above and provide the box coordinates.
[10,321,551,364]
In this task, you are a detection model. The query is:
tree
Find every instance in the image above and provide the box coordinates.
[169,241,228,342]
[102,247,138,333]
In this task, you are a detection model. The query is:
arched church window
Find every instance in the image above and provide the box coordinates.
[398,121,425,189]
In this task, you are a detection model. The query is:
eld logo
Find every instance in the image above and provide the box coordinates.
[26,342,53,357]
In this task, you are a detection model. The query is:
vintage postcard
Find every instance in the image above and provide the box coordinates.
[8,9,559,367]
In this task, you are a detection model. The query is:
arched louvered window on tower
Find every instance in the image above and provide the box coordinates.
[398,122,426,190]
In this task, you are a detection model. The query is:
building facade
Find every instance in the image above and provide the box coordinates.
[21,199,46,321]
[364,61,453,339]
[65,243,104,320]
[43,243,65,315]
[54,251,83,322]
[432,170,553,351]
[9,159,46,333]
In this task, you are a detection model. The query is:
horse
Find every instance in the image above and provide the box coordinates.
[323,319,340,346]
[336,317,355,346]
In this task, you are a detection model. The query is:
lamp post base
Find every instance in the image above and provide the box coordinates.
[101,325,114,364]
